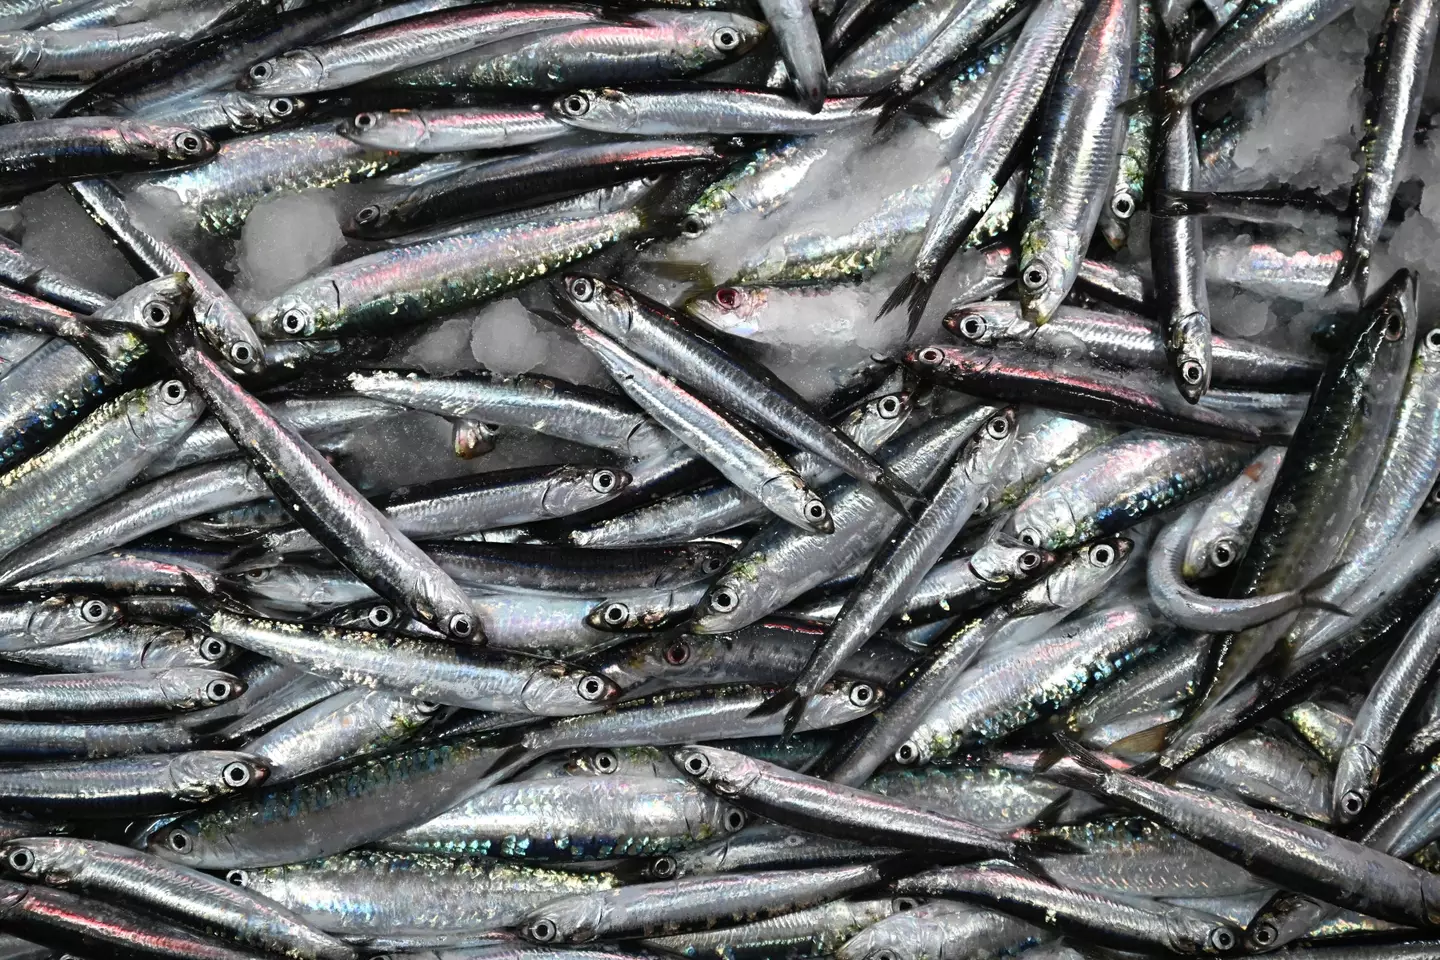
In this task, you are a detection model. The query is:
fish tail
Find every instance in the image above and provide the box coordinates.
[1327,248,1368,296]
[485,742,539,784]
[1152,189,1210,216]
[904,278,935,340]
[1031,735,1114,792]
[859,83,901,115]
[1104,722,1173,759]
[877,273,921,321]
[870,478,924,524]
[1297,565,1352,617]
[748,686,802,724]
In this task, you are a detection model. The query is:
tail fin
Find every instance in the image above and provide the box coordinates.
[870,477,925,524]
[1327,248,1368,297]
[1031,735,1116,792]
[1298,565,1352,617]
[1104,723,1172,760]
[1153,189,1211,216]
[748,686,802,726]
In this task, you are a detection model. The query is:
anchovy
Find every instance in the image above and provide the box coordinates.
[0,595,119,650]
[381,775,744,860]
[339,106,569,152]
[205,608,619,715]
[945,302,1321,391]
[878,0,1090,333]
[905,344,1280,443]
[756,410,1015,728]
[1098,0,1158,248]
[1016,0,1133,326]
[1193,271,1417,716]
[0,749,263,817]
[0,837,355,960]
[553,88,875,134]
[0,666,241,717]
[1183,446,1283,579]
[241,2,610,94]
[0,233,109,312]
[836,901,1047,960]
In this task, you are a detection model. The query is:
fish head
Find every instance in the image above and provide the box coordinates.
[847,390,914,445]
[964,409,1019,487]
[521,664,621,716]
[905,344,987,380]
[671,744,764,796]
[0,838,83,887]
[98,273,193,335]
[804,679,884,728]
[944,304,1031,349]
[967,540,1054,587]
[338,109,427,151]
[241,49,325,94]
[252,280,337,339]
[1364,268,1418,345]
[683,285,768,338]
[557,273,639,338]
[0,34,41,76]
[691,568,764,634]
[120,122,216,164]
[673,541,735,585]
[834,902,947,960]
[522,895,609,944]
[1008,489,1077,553]
[679,11,767,64]
[543,465,631,516]
[216,91,308,133]
[166,751,268,804]
[1165,909,1239,955]
[553,88,636,133]
[130,379,206,445]
[32,595,120,642]
[1038,536,1133,608]
[758,475,832,534]
[158,668,245,709]
[1182,520,1241,581]
[1018,227,1079,327]
[586,587,696,636]
[1167,311,1213,403]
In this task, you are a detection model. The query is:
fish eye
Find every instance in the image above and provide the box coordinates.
[591,469,618,493]
[849,683,876,707]
[873,950,899,960]
[681,214,706,237]
[560,93,590,117]
[205,679,233,702]
[713,26,741,50]
[280,309,308,335]
[368,604,395,628]
[243,567,270,582]
[1210,928,1236,952]
[5,847,34,874]
[915,346,944,365]
[805,499,829,523]
[959,315,986,339]
[663,641,690,666]
[1110,191,1135,219]
[985,415,1010,439]
[1384,310,1406,341]
[650,855,677,878]
[144,301,172,327]
[701,553,726,575]
[714,286,741,310]
[894,897,919,911]
[1427,328,1440,350]
[1249,924,1278,947]
[1018,551,1041,572]
[174,132,205,155]
[1181,359,1205,384]
[270,97,294,117]
[354,205,380,224]
[201,637,228,660]
[527,919,559,943]
[353,111,379,129]
[228,341,255,366]
[709,587,738,613]
[567,276,596,302]
[724,807,746,831]
[1089,543,1116,567]
[878,396,901,418]
[248,61,272,83]
[1209,538,1237,568]
[894,740,920,765]
[80,599,110,623]
[167,829,192,853]
[1340,789,1366,817]
[160,380,187,404]
[225,870,248,886]
[578,674,609,701]
[1021,261,1049,291]
[448,613,475,639]
[600,602,629,626]
[590,749,618,774]
[682,752,710,776]
[1018,528,1040,547]
[222,761,252,787]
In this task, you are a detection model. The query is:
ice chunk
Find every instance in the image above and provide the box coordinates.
[237,191,345,298]
[470,299,551,376]
[405,317,477,376]
[19,185,140,296]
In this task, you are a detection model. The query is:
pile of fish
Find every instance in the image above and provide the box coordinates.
[0,0,1436,952]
